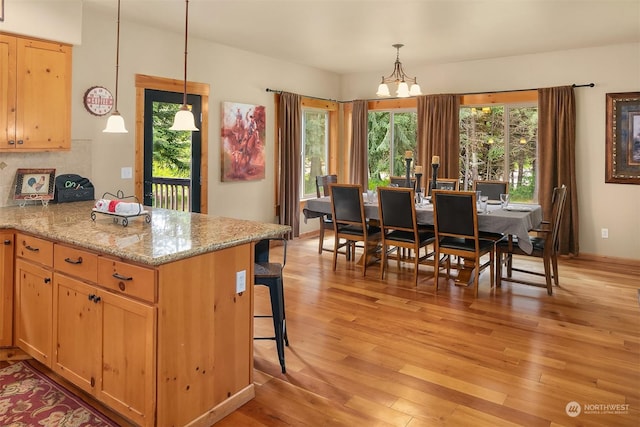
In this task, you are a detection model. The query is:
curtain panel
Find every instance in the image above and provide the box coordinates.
[277,92,301,238]
[538,86,579,255]
[417,95,460,181]
[349,100,369,188]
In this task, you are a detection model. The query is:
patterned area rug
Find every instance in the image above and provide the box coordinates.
[0,361,119,427]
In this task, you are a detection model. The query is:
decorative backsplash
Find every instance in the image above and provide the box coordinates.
[0,140,92,208]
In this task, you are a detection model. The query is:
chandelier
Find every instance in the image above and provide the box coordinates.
[376,44,422,98]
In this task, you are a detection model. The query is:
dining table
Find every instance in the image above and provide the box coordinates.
[303,196,543,254]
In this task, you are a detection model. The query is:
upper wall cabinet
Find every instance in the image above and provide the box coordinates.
[0,33,72,152]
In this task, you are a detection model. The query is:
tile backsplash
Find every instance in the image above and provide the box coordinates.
[0,139,92,207]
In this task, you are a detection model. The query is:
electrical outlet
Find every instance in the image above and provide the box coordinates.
[236,270,246,293]
[121,167,132,179]
[601,228,608,239]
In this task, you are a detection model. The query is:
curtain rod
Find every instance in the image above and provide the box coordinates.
[266,83,595,103]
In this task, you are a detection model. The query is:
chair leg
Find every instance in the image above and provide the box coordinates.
[332,236,339,271]
[496,249,503,288]
[433,249,440,291]
[413,246,419,286]
[551,253,560,287]
[318,221,325,254]
[489,250,495,289]
[268,278,286,374]
[543,254,553,295]
[380,242,387,280]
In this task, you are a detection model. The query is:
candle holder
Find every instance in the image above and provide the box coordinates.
[431,163,439,195]
[415,173,423,195]
[405,157,412,188]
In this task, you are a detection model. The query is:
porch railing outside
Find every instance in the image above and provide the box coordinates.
[151,177,191,212]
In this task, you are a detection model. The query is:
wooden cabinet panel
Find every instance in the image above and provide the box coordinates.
[98,258,156,303]
[99,290,155,427]
[0,33,71,151]
[0,231,14,347]
[53,273,101,395]
[15,258,52,366]
[16,233,53,267]
[54,244,98,283]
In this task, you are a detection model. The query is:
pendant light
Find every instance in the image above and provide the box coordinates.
[376,44,422,98]
[103,0,128,133]
[170,0,199,131]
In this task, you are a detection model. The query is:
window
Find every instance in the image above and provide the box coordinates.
[367,110,417,187]
[459,103,538,202]
[301,108,329,198]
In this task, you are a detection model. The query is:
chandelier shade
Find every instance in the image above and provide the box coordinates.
[170,0,199,131]
[103,0,128,133]
[376,44,422,98]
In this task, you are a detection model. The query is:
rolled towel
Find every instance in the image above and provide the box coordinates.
[113,201,144,215]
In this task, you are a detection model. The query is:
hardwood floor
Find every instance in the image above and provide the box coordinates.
[219,237,640,427]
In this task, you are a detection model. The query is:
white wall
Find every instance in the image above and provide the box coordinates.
[341,43,640,260]
[1,0,82,45]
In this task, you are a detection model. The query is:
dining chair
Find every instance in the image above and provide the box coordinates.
[330,183,381,276]
[496,185,567,295]
[473,180,508,201]
[254,237,289,373]
[389,176,416,190]
[432,190,496,297]
[377,186,436,285]
[426,178,459,196]
[315,174,338,254]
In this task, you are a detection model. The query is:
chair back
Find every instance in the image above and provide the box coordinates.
[549,185,568,252]
[316,174,338,198]
[473,180,508,201]
[389,176,416,190]
[378,186,416,232]
[432,190,478,239]
[427,178,459,196]
[330,183,366,227]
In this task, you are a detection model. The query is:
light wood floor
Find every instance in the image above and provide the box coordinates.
[219,237,640,427]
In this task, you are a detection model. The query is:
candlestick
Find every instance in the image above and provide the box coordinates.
[431,155,440,165]
[415,173,423,196]
[405,157,412,188]
[431,163,439,196]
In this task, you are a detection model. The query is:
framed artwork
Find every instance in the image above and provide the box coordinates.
[14,168,56,201]
[220,102,265,182]
[606,92,640,184]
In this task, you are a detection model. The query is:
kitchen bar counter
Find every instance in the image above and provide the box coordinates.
[0,201,290,265]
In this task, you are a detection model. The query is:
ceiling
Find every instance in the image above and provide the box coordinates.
[83,0,640,75]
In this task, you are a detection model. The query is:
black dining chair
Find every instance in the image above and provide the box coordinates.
[473,180,508,201]
[254,237,288,373]
[330,183,381,276]
[496,185,567,295]
[315,174,338,254]
[426,178,459,196]
[389,176,416,190]
[377,186,436,285]
[432,190,496,297]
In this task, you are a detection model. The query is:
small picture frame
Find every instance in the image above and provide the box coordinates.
[14,168,56,201]
[606,92,640,184]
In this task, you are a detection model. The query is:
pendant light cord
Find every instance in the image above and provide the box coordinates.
[182,0,189,107]
[114,0,121,112]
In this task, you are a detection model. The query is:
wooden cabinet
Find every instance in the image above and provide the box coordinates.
[0,33,71,151]
[0,231,14,347]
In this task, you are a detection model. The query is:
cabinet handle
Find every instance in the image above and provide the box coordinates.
[112,273,133,281]
[64,256,83,265]
[88,294,96,301]
[3,240,10,245]
[90,377,95,387]
[17,140,24,145]
[94,296,101,303]
[8,140,15,145]
[44,277,51,284]
[24,244,39,252]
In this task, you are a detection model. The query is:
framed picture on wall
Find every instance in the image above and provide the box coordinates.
[14,168,56,201]
[606,92,640,185]
[220,102,266,182]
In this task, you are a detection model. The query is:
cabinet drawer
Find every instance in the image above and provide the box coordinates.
[98,258,156,303]
[54,245,98,283]
[16,234,53,267]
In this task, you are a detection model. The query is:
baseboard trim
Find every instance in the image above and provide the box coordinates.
[572,253,640,269]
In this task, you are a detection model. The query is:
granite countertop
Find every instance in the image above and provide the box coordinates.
[0,201,290,266]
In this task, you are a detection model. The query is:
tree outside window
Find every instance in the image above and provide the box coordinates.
[302,109,329,198]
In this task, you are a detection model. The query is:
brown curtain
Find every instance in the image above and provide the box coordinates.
[278,92,301,238]
[349,100,368,187]
[417,94,460,181]
[538,86,578,255]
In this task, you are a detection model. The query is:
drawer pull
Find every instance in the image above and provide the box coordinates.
[44,277,51,284]
[3,240,10,245]
[88,294,96,301]
[112,273,133,281]
[8,140,15,145]
[25,245,40,252]
[93,296,101,303]
[64,256,83,265]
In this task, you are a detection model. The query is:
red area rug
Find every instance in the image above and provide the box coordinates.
[0,361,119,426]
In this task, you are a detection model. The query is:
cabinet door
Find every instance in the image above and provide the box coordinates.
[15,258,52,366]
[99,291,155,427]
[0,35,17,147]
[0,232,14,347]
[15,38,71,150]
[53,273,101,395]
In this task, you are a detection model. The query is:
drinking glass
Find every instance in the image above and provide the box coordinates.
[479,195,489,213]
[500,193,510,208]
[366,189,374,203]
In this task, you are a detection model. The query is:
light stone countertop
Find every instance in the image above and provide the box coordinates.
[0,201,290,266]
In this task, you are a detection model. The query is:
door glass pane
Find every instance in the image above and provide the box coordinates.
[302,109,328,198]
[508,106,538,202]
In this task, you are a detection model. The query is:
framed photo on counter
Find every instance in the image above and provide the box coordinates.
[14,168,56,201]
[606,92,640,185]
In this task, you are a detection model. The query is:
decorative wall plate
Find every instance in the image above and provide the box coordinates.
[83,86,114,116]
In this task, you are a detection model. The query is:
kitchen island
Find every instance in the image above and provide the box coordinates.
[0,201,290,427]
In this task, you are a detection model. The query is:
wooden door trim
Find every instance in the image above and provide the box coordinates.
[134,74,210,214]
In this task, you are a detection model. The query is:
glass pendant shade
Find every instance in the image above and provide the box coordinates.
[170,106,199,131]
[103,111,128,133]
[376,83,390,97]
[409,83,422,96]
[396,81,410,98]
